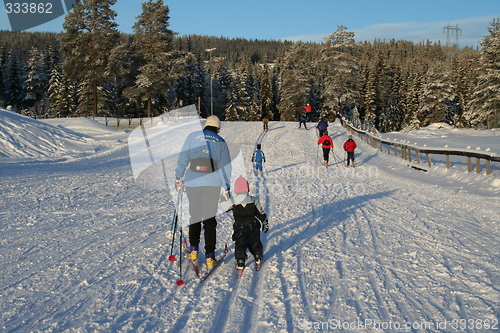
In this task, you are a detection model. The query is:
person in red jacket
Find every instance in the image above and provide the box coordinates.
[301,104,313,120]
[317,130,333,166]
[343,135,357,167]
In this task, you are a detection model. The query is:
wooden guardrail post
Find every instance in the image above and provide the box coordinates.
[486,160,491,175]
[476,158,481,173]
[467,157,472,173]
[446,155,451,169]
[426,154,432,168]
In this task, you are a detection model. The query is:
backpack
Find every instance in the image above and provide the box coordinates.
[323,139,331,146]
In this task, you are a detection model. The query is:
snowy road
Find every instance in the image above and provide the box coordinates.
[1,119,499,332]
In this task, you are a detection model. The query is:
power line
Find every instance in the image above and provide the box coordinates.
[443,23,462,48]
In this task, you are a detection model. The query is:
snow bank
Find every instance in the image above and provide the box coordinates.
[0,108,125,162]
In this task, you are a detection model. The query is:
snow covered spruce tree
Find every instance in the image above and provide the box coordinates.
[466,18,500,128]
[224,75,245,121]
[24,47,46,118]
[279,42,319,120]
[420,64,455,126]
[175,53,203,109]
[129,0,185,118]
[217,62,234,118]
[259,59,274,121]
[59,0,121,117]
[403,61,425,130]
[2,50,25,111]
[321,26,361,117]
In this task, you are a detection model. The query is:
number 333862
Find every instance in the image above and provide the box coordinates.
[5,3,53,14]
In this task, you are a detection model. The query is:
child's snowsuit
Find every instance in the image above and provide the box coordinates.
[299,116,308,129]
[252,148,266,173]
[232,193,267,262]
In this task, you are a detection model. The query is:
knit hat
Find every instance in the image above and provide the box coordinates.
[234,175,250,194]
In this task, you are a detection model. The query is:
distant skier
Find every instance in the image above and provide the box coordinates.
[262,118,269,132]
[301,103,313,121]
[230,176,268,273]
[343,135,357,167]
[299,115,308,129]
[316,118,328,137]
[318,130,333,166]
[252,144,266,175]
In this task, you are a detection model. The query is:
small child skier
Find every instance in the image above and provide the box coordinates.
[299,115,308,129]
[317,130,334,166]
[252,144,266,175]
[230,176,269,273]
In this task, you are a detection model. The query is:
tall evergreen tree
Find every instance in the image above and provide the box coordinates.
[466,18,500,128]
[454,57,478,127]
[24,47,47,118]
[361,64,376,128]
[130,0,183,117]
[420,64,453,125]
[259,60,274,121]
[321,26,361,116]
[59,0,120,117]
[279,42,315,120]
[217,62,233,116]
[0,45,6,107]
[3,50,25,111]
[175,53,201,108]
[225,73,245,121]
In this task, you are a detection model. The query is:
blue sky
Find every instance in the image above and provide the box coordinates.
[1,0,500,48]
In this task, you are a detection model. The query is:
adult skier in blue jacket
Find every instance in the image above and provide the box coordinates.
[175,115,232,268]
[316,118,328,137]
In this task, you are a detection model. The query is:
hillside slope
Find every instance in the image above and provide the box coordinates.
[0,116,499,332]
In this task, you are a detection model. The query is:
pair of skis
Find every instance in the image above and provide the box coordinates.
[183,240,229,283]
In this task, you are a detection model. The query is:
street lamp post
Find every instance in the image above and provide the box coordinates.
[205,48,216,116]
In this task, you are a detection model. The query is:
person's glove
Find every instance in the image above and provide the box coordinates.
[175,177,184,192]
[261,220,269,233]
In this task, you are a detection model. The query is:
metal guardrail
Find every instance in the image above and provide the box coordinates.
[341,119,500,175]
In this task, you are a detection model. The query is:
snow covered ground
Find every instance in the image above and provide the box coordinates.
[1,107,499,332]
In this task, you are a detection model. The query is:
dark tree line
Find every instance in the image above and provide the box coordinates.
[1,3,499,131]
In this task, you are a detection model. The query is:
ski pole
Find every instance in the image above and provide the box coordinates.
[317,144,320,165]
[168,188,182,261]
[168,207,178,262]
[176,223,184,286]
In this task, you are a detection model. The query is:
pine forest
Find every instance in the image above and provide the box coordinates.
[1,0,499,131]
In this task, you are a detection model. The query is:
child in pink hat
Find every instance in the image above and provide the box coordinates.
[230,175,269,272]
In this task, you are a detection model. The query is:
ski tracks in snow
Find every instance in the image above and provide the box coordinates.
[2,121,500,332]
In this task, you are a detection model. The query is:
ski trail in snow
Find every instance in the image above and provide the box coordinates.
[2,119,499,332]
